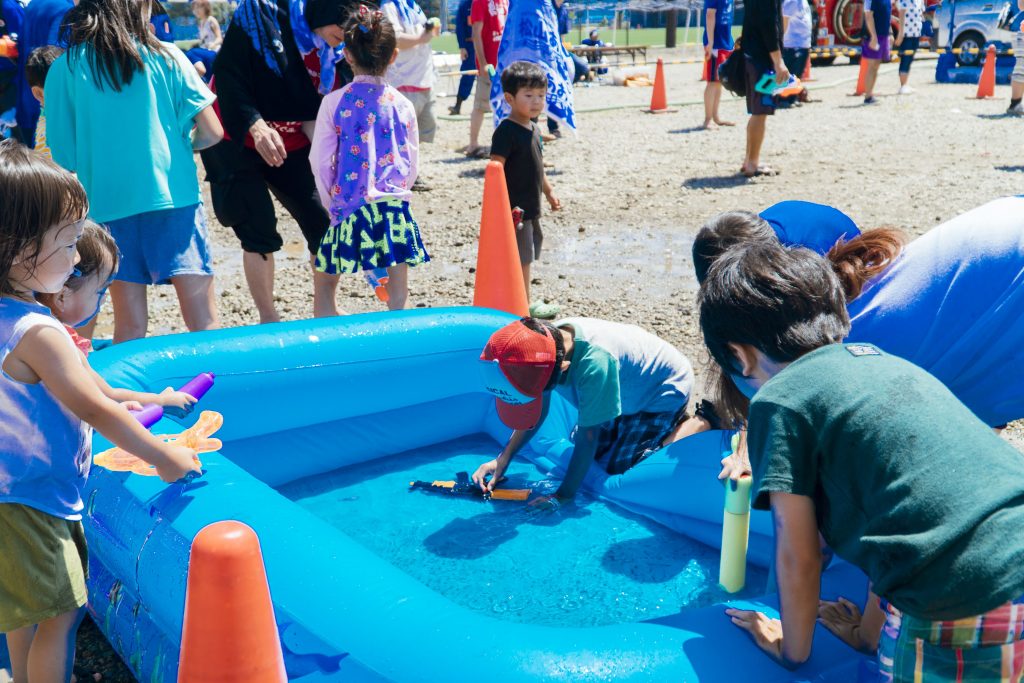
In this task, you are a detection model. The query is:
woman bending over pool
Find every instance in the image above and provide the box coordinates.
[699,242,1024,679]
[473,317,714,502]
[693,197,1024,430]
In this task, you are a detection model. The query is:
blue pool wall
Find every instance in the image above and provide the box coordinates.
[82,308,869,682]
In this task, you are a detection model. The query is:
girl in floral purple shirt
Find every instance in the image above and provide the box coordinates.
[310,6,430,310]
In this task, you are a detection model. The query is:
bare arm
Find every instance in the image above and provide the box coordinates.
[14,327,199,482]
[555,426,599,498]
[864,10,878,40]
[472,21,487,71]
[771,492,821,667]
[209,16,223,49]
[705,8,717,55]
[191,104,224,150]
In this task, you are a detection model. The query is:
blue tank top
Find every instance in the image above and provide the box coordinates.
[0,298,92,519]
[846,197,1024,427]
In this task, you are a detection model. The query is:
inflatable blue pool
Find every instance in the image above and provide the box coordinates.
[83,308,870,681]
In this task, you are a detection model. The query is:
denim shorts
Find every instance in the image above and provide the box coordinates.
[104,203,214,285]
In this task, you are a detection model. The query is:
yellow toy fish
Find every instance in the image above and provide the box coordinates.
[94,411,223,476]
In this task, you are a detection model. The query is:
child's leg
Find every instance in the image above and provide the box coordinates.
[385,264,408,311]
[864,59,881,97]
[6,623,34,679]
[29,607,84,683]
[311,256,342,318]
[172,274,220,332]
[521,262,531,302]
[109,281,149,343]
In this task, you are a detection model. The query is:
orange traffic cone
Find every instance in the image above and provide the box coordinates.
[976,44,996,98]
[178,521,286,683]
[646,58,676,113]
[802,57,813,82]
[850,57,868,96]
[472,161,529,316]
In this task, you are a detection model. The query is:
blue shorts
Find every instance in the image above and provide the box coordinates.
[104,203,214,285]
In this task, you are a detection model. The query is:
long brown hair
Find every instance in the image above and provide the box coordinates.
[0,140,90,297]
[825,228,906,301]
[61,0,170,92]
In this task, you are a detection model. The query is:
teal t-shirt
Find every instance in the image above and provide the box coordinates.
[554,318,693,428]
[44,42,215,223]
[748,343,1024,621]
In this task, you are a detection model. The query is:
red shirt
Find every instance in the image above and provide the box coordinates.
[470,0,508,69]
[209,77,310,152]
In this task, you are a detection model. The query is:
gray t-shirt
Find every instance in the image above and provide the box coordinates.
[554,318,693,427]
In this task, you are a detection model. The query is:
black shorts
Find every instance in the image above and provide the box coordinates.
[200,141,329,255]
[744,58,776,116]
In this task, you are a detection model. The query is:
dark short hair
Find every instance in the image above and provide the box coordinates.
[26,46,64,89]
[699,243,850,421]
[500,61,548,96]
[692,210,776,284]
[67,222,119,291]
[343,5,396,76]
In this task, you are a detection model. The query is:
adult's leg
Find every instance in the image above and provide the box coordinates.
[261,148,340,318]
[468,73,491,151]
[743,114,767,174]
[385,263,408,310]
[242,252,281,323]
[864,58,881,98]
[110,281,149,343]
[172,274,219,331]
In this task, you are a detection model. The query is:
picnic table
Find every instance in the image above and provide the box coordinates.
[570,44,649,66]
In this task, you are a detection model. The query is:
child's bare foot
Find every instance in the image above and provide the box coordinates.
[700,119,716,130]
[713,118,735,126]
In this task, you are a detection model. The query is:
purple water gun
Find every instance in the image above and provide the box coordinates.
[130,372,216,428]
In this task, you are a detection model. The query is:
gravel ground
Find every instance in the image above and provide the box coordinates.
[4,49,1022,681]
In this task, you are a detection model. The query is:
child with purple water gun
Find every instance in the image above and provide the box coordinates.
[309,5,430,311]
[35,222,199,417]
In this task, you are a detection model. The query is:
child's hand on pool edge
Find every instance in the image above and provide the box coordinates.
[726,608,784,661]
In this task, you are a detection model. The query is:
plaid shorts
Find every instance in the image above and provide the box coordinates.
[593,404,688,475]
[877,600,1024,682]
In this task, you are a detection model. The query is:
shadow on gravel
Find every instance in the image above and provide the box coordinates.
[996,165,1024,173]
[458,167,486,179]
[682,175,750,189]
[669,126,710,134]
[976,113,1015,120]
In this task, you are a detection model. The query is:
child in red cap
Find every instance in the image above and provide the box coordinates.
[474,316,714,502]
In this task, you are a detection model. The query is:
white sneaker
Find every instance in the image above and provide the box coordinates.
[898,85,914,95]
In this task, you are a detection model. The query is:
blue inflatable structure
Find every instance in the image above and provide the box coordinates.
[81,308,870,681]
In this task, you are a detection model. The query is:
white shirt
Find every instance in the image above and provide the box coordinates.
[381,3,436,90]
[897,0,925,38]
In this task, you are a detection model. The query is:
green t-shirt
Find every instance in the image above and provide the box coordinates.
[44,42,214,223]
[748,343,1024,621]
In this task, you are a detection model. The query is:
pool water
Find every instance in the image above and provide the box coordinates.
[278,434,767,628]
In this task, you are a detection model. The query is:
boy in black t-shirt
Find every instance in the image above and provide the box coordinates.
[490,61,561,319]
